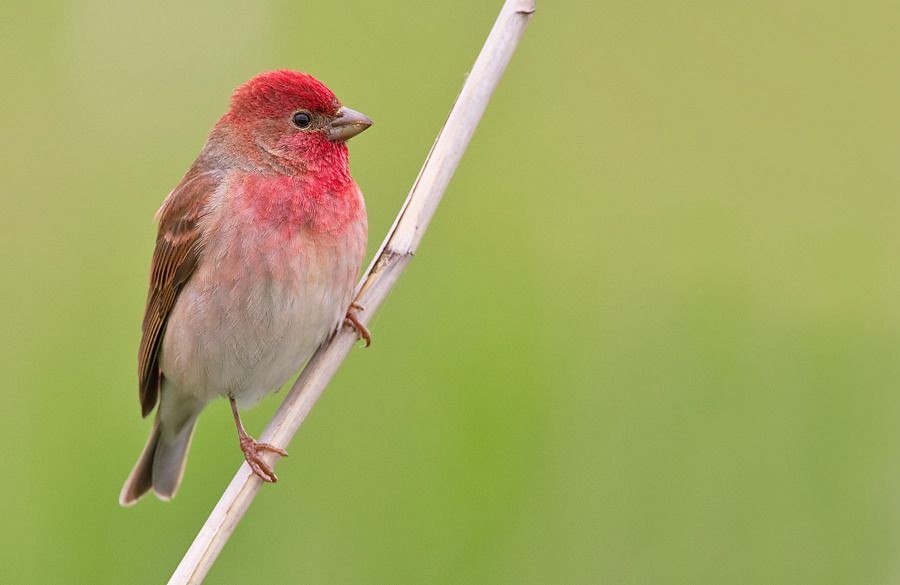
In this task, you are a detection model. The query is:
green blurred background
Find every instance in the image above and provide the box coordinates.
[2,0,900,583]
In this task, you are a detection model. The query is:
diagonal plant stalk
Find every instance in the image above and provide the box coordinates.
[168,1,535,583]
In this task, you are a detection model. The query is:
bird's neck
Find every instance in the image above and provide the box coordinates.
[203,121,361,237]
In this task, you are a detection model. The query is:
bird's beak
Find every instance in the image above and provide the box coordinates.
[327,107,373,142]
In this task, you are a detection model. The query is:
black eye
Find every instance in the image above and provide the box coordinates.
[292,111,312,129]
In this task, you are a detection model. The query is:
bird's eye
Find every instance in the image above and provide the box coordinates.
[292,111,312,129]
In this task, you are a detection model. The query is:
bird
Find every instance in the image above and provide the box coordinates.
[119,70,372,506]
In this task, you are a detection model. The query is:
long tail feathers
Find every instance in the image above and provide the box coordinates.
[119,417,197,506]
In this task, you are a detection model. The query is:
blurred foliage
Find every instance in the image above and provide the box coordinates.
[2,0,900,583]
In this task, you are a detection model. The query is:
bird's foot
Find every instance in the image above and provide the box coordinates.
[239,434,288,483]
[344,302,371,347]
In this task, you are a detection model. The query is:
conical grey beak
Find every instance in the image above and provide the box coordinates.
[327,107,373,142]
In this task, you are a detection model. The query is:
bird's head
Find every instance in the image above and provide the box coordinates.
[221,70,372,172]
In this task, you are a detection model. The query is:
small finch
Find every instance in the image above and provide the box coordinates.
[120,70,372,506]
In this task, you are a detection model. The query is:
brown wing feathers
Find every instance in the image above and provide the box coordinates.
[137,170,218,417]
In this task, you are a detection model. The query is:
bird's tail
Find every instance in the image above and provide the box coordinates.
[119,415,197,506]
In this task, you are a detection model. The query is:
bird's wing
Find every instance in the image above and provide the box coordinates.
[137,167,221,417]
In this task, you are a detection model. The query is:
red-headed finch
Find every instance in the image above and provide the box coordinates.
[120,70,372,506]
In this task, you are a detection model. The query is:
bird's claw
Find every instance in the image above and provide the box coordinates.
[344,303,371,347]
[240,435,288,483]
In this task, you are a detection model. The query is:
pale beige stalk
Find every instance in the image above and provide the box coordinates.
[168,1,536,583]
